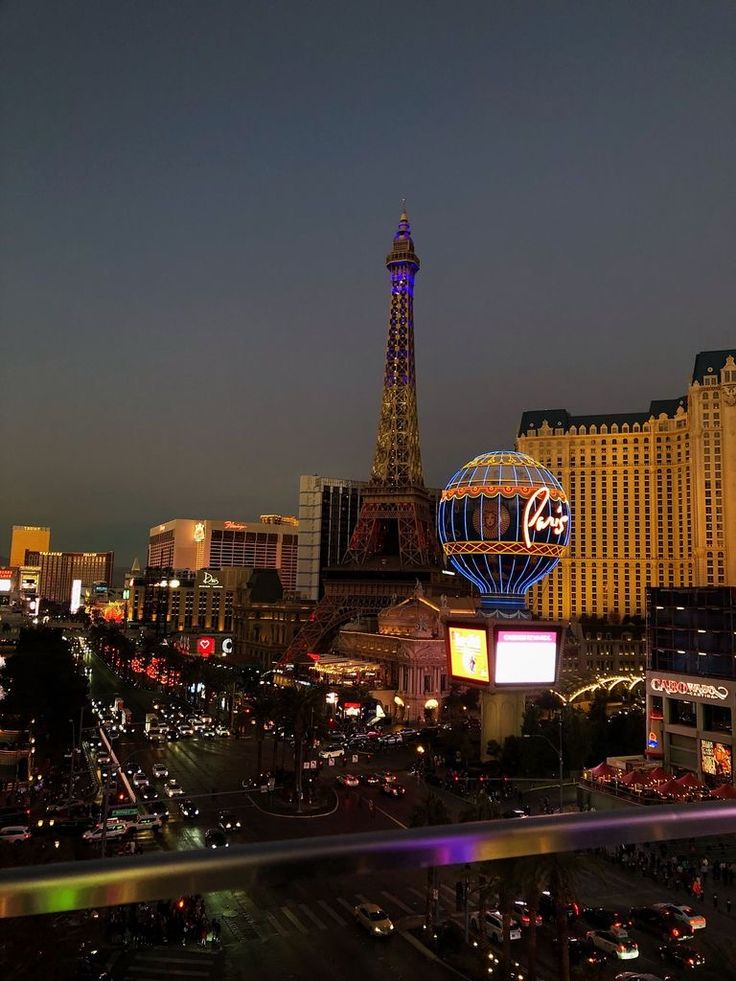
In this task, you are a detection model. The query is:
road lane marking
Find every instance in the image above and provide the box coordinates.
[336,897,357,917]
[380,890,413,913]
[408,887,426,902]
[298,903,328,929]
[281,906,309,935]
[356,893,373,905]
[264,912,289,937]
[373,804,407,829]
[317,899,346,926]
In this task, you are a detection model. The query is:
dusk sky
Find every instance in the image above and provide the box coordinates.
[1,2,734,568]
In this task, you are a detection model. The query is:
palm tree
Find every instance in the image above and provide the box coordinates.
[279,683,328,812]
[250,687,280,780]
[524,851,580,981]
[409,792,452,928]
[513,855,549,981]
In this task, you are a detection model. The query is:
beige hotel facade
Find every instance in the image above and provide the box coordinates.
[517,350,736,621]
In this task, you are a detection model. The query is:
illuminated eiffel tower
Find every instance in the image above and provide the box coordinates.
[279,209,444,665]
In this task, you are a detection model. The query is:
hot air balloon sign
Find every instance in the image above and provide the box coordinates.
[438,450,571,613]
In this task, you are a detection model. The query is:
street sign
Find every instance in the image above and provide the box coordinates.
[303,761,311,770]
[309,761,317,770]
[351,755,358,764]
[328,758,336,767]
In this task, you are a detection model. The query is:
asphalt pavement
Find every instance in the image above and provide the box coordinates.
[86,652,736,980]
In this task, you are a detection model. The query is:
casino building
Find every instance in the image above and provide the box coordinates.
[147,515,299,593]
[646,586,736,785]
[517,349,736,621]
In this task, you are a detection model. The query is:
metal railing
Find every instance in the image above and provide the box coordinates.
[1,800,735,919]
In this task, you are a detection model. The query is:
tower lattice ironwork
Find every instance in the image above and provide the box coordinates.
[343,209,439,568]
[279,210,443,665]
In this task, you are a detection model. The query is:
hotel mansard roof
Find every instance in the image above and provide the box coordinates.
[519,350,736,437]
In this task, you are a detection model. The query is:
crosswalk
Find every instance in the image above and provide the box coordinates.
[118,947,222,981]
[206,881,459,947]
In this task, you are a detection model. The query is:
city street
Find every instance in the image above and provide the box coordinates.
[86,651,736,981]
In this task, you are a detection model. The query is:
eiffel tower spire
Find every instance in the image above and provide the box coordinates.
[370,207,425,488]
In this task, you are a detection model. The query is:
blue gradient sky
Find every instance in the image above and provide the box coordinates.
[1,1,734,566]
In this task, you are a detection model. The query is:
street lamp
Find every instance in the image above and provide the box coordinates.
[523,715,564,813]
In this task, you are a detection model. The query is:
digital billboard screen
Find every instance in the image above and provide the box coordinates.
[446,624,490,685]
[492,626,560,687]
[701,739,732,780]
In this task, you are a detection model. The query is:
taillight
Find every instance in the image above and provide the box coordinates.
[672,928,680,937]
[617,945,625,952]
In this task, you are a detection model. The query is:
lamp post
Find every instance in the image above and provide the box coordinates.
[523,716,564,814]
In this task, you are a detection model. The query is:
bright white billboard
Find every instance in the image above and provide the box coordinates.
[70,579,82,614]
[493,628,559,686]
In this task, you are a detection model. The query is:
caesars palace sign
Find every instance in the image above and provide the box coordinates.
[650,677,730,701]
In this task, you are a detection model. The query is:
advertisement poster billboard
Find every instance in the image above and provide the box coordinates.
[446,624,490,685]
[700,739,733,780]
[493,627,559,686]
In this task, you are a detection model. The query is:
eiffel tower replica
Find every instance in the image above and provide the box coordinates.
[279,209,449,665]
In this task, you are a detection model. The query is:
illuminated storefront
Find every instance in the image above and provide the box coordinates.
[646,587,736,785]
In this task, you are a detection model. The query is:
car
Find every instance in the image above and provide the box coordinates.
[337,773,360,788]
[124,763,142,777]
[512,900,543,928]
[561,937,607,968]
[165,779,184,797]
[353,903,394,937]
[147,800,170,820]
[583,907,634,935]
[381,782,406,797]
[180,799,200,819]
[586,929,639,960]
[132,773,150,788]
[201,727,218,738]
[204,828,229,849]
[470,910,522,942]
[215,725,231,737]
[82,822,128,842]
[132,813,163,832]
[658,941,705,968]
[614,975,674,981]
[539,890,580,923]
[138,786,157,802]
[0,825,32,843]
[378,733,403,746]
[152,763,169,779]
[318,746,345,760]
[500,809,528,820]
[218,810,242,831]
[96,753,111,766]
[654,903,707,931]
[360,772,382,786]
[177,726,194,737]
[382,772,398,784]
[629,905,695,941]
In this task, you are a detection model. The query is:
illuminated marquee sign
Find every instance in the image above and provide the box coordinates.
[650,677,729,701]
[522,488,570,549]
[446,620,564,690]
[198,571,221,588]
[197,636,215,657]
[446,625,490,686]
[0,569,12,595]
[224,521,247,531]
[493,627,559,686]
[193,522,206,542]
